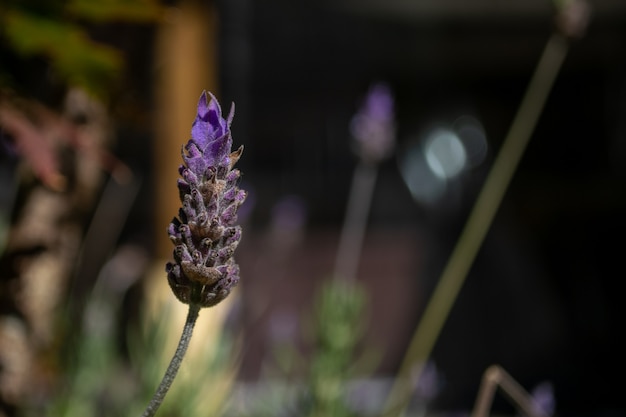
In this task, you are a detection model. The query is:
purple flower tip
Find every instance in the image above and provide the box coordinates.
[189,91,236,172]
[167,91,246,308]
[350,82,396,164]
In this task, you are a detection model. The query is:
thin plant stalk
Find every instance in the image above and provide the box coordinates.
[471,365,550,417]
[333,161,378,283]
[141,303,201,417]
[383,32,570,417]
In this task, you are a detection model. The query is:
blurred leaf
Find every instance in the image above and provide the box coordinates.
[3,10,123,99]
[0,101,65,190]
[65,0,164,22]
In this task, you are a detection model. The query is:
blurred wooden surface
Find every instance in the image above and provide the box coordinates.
[153,0,219,260]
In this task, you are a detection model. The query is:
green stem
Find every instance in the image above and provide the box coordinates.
[141,303,201,417]
[333,161,378,283]
[383,33,569,417]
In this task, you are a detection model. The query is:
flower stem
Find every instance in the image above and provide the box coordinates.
[383,32,570,417]
[333,161,378,283]
[141,303,201,417]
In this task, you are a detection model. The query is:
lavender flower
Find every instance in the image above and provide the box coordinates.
[350,83,396,164]
[166,91,246,308]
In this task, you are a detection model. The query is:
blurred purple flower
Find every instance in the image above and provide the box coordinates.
[413,360,441,402]
[350,83,396,164]
[271,194,307,234]
[531,381,555,416]
[166,91,247,308]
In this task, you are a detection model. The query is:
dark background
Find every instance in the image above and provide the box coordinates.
[102,0,626,414]
[209,0,626,414]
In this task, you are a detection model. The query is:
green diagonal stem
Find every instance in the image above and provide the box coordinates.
[383,32,570,417]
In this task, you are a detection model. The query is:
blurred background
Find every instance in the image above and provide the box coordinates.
[1,0,626,416]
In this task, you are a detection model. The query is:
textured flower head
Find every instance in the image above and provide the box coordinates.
[166,91,246,308]
[350,83,396,164]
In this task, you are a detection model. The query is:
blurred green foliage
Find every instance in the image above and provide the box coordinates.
[305,280,370,417]
[3,10,123,100]
[234,279,375,417]
[65,0,164,22]
[0,0,163,101]
[48,288,237,417]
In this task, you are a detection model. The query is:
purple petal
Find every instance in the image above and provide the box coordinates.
[197,91,209,119]
[191,91,222,148]
[204,133,232,167]
[207,93,224,134]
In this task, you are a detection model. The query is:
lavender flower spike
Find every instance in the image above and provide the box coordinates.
[350,83,396,164]
[166,91,246,308]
